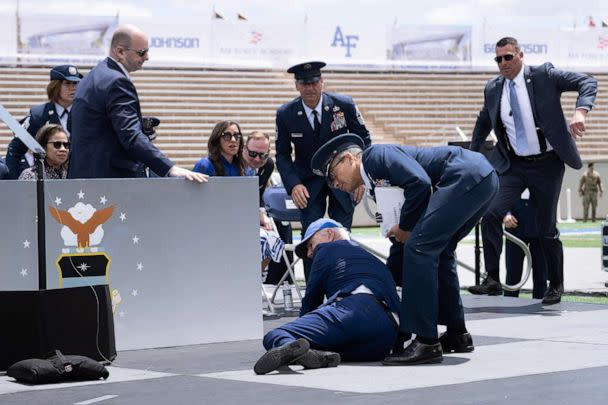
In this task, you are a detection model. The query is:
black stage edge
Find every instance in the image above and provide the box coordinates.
[0,285,116,371]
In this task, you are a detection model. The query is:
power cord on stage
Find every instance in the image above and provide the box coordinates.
[42,162,120,368]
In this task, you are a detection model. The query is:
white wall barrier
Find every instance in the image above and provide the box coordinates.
[0,177,262,350]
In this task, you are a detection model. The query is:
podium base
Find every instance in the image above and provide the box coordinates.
[0,285,116,371]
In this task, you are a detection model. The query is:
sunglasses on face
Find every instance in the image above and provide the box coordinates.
[48,141,70,150]
[124,47,149,57]
[221,132,242,141]
[247,150,269,160]
[494,54,515,63]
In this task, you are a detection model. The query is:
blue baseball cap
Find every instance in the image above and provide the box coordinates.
[295,218,345,258]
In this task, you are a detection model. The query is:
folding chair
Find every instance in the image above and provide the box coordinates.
[262,186,304,305]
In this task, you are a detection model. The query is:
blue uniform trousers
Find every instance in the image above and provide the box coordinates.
[401,172,499,338]
[263,294,397,362]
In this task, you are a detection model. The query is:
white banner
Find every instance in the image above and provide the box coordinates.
[387,25,472,69]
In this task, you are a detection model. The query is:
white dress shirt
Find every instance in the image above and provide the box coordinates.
[301,98,323,129]
[500,64,553,156]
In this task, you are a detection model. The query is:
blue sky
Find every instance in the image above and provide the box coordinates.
[3,0,608,28]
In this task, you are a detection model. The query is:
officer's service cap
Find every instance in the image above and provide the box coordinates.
[50,65,83,82]
[295,218,345,259]
[310,133,365,179]
[287,61,326,84]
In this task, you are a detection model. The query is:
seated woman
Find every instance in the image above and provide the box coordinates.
[193,121,284,276]
[193,120,252,176]
[18,124,70,180]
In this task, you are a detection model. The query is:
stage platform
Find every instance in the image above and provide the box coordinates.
[1,295,607,404]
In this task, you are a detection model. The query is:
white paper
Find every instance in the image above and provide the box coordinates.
[374,187,405,236]
[285,198,297,210]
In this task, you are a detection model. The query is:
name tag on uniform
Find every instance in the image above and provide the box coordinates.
[291,133,303,138]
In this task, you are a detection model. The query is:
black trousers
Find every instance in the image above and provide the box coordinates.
[481,155,564,286]
[504,237,547,299]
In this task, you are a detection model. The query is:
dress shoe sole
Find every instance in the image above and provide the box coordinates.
[442,345,474,353]
[382,354,443,366]
[297,349,341,369]
[468,288,503,296]
[254,338,310,375]
[541,298,561,305]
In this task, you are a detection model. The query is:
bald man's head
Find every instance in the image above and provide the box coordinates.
[110,24,149,73]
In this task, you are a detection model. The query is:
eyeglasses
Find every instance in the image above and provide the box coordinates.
[327,156,346,186]
[494,54,515,64]
[124,47,149,57]
[221,132,242,141]
[48,141,70,150]
[247,150,269,160]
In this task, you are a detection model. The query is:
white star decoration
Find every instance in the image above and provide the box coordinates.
[137,262,144,271]
[77,190,85,199]
[100,196,108,205]
[119,213,127,222]
[54,197,62,205]
[132,235,140,244]
[23,240,30,248]
[20,268,28,277]
[131,289,138,297]
[77,263,90,273]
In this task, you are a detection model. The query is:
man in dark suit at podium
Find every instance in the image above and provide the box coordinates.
[275,61,371,278]
[68,24,206,182]
[468,36,597,305]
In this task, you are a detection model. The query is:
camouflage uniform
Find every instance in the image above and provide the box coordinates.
[579,170,603,221]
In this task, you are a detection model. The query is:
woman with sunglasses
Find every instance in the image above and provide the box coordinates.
[193,121,253,176]
[5,64,82,179]
[18,124,70,180]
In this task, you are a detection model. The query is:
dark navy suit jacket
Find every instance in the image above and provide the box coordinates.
[68,58,172,179]
[301,239,400,316]
[275,92,371,207]
[362,145,494,232]
[5,102,62,179]
[470,63,597,173]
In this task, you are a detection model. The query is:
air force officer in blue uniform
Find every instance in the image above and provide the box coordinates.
[68,25,206,182]
[255,218,399,374]
[468,37,597,305]
[275,62,371,277]
[311,134,499,365]
[5,65,82,179]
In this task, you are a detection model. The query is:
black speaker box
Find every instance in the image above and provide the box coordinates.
[0,285,116,371]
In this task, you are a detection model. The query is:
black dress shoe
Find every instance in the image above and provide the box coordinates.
[297,349,341,369]
[254,338,309,375]
[468,276,503,296]
[541,283,563,305]
[382,339,443,365]
[439,332,474,353]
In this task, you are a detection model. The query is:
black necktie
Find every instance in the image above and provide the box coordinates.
[312,110,320,137]
[61,109,72,133]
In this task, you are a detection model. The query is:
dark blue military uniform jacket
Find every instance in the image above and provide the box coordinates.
[275,92,371,205]
[362,145,494,232]
[301,239,400,317]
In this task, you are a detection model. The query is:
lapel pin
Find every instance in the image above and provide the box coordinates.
[297,111,302,115]
[333,106,340,112]
[324,106,329,111]
[49,110,54,115]
[526,78,531,83]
